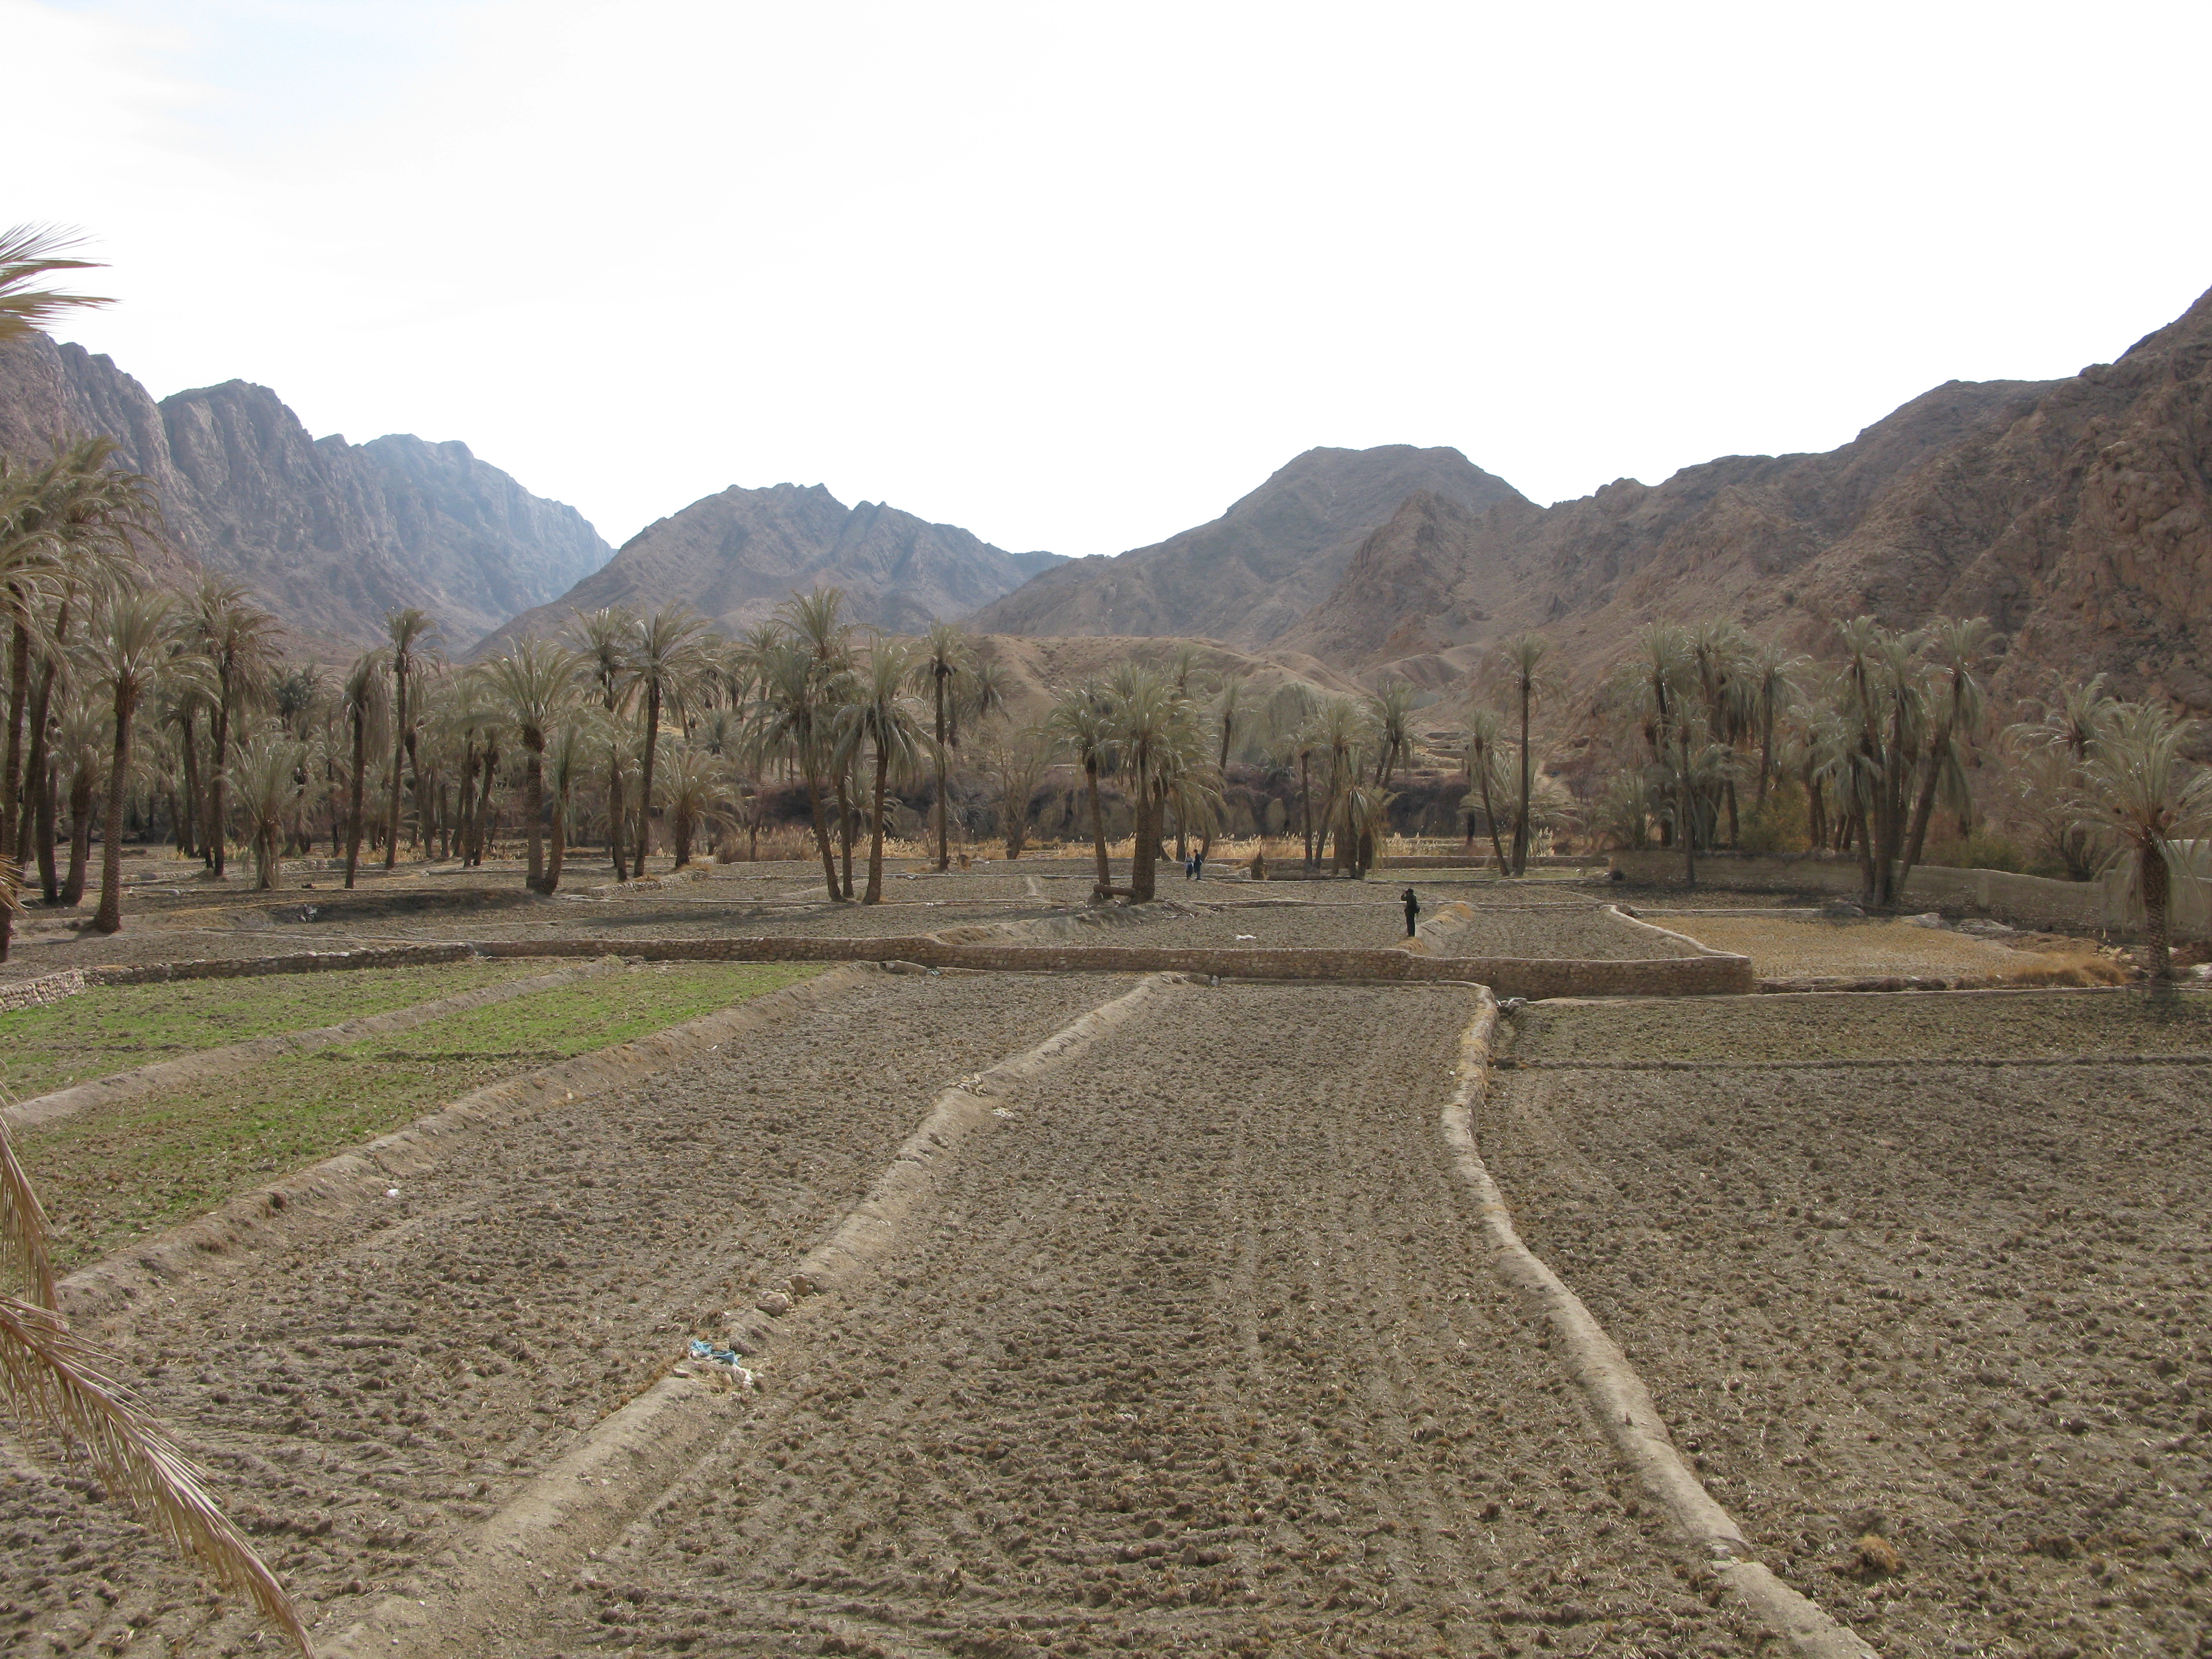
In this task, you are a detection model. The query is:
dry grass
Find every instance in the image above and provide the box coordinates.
[1653,915,2122,982]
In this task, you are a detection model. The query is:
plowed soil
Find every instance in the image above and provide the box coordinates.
[1,972,1128,1658]
[507,982,1754,1658]
[1481,988,2212,1658]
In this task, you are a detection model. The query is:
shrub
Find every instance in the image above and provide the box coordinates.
[1921,830,2026,873]
[1738,782,1810,855]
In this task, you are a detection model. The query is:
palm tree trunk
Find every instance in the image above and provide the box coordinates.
[637,685,661,863]
[607,760,627,879]
[473,750,498,866]
[546,784,567,894]
[62,766,92,906]
[1900,728,1948,889]
[522,745,546,890]
[383,658,406,870]
[1131,758,1157,901]
[802,754,841,898]
[836,771,855,897]
[0,613,27,961]
[1511,682,1532,875]
[934,674,950,872]
[345,705,368,889]
[2142,845,2172,980]
[1085,760,1110,892]
[34,749,59,901]
[1679,732,1697,888]
[1474,763,1507,873]
[865,740,890,903]
[210,692,232,878]
[176,708,200,861]
[1297,755,1312,869]
[93,689,137,935]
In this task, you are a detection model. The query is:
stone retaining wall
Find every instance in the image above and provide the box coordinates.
[0,969,87,1013]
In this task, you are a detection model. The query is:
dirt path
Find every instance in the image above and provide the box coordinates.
[1480,990,2212,1657]
[505,982,1754,1658]
[0,972,1127,1658]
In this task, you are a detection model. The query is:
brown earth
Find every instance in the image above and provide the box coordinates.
[500,981,1755,1658]
[0,971,1128,1657]
[1481,988,2212,1658]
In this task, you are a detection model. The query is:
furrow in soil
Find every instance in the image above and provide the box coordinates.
[0,971,1125,1658]
[512,981,1750,1658]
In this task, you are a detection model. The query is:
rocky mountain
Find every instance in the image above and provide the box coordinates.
[1279,283,2212,721]
[969,445,1527,648]
[0,333,610,653]
[481,482,1064,653]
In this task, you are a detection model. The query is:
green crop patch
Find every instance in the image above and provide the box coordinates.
[0,961,554,1103]
[18,962,822,1267]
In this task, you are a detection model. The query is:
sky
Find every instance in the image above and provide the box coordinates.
[12,0,2212,560]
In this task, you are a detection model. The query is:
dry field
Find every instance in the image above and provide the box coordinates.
[1645,914,2117,984]
[1483,988,2212,1658]
[3,864,2204,1659]
[497,982,1752,1659]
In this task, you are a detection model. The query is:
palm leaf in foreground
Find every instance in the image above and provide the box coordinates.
[0,1119,309,1653]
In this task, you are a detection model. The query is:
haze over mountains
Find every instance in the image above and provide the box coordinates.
[4,279,2206,723]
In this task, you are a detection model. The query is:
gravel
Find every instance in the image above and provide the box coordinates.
[1,971,1130,1657]
[1479,988,2212,1657]
[505,982,1756,1657]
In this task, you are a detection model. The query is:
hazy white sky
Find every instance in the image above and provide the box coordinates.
[13,0,2211,559]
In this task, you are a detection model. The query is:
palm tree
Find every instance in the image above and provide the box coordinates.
[53,697,106,906]
[1747,639,1808,806]
[0,222,114,342]
[769,589,857,897]
[2069,701,2212,980]
[340,648,388,889]
[379,607,439,870]
[2005,675,2118,881]
[227,724,306,890]
[568,607,639,877]
[16,441,151,900]
[1369,681,1416,785]
[1837,616,1924,906]
[1109,666,1189,902]
[1490,634,1551,875]
[187,576,282,878]
[838,642,927,900]
[545,708,612,890]
[653,735,732,871]
[919,621,972,871]
[628,606,711,865]
[1047,681,1118,894]
[479,640,580,892]
[1899,616,1998,884]
[1463,707,1511,872]
[1306,696,1370,874]
[85,593,175,934]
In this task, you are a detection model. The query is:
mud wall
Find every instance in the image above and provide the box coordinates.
[44,937,1756,999]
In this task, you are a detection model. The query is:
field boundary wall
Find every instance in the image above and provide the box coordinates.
[1606,849,2211,940]
[40,933,1754,999]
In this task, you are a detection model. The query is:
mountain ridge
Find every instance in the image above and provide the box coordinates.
[478,479,1064,654]
[0,333,611,654]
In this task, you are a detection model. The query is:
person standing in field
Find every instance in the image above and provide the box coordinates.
[1401,886,1420,938]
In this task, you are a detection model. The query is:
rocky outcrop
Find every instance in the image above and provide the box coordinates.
[969,445,1527,648]
[0,333,609,652]
[481,482,1062,651]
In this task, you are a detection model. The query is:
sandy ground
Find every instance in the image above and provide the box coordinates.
[0,972,1128,1657]
[1481,989,2212,1659]
[1646,915,2110,981]
[503,982,1755,1659]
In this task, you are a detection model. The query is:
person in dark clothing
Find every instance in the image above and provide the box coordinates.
[1401,886,1420,937]
[1193,849,1204,880]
